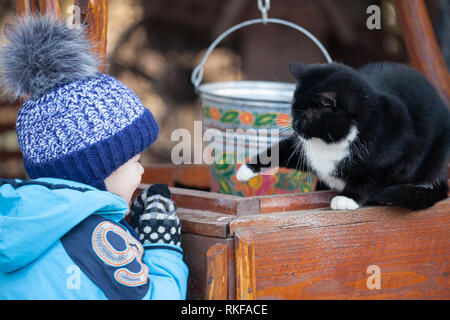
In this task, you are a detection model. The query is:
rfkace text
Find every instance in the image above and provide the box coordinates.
[181,304,268,317]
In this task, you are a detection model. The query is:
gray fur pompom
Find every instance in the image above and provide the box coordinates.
[0,14,98,100]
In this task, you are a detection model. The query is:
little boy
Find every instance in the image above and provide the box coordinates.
[0,15,187,299]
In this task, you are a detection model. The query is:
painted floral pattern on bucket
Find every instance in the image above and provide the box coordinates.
[203,105,317,196]
[203,106,290,128]
[210,160,316,196]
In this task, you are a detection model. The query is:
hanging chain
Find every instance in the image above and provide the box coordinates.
[257,0,271,23]
[191,0,333,88]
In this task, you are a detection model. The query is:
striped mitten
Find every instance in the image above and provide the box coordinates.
[129,184,181,247]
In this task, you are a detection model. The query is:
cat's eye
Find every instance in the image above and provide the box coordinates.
[313,93,336,108]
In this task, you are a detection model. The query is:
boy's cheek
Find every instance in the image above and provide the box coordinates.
[133,172,143,194]
[135,176,142,191]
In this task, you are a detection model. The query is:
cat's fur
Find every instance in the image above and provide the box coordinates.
[236,62,450,211]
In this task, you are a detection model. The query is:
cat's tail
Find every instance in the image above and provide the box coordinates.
[369,179,448,211]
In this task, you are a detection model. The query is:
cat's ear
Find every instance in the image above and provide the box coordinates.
[289,62,311,81]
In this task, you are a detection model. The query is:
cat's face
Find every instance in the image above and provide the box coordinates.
[289,62,365,143]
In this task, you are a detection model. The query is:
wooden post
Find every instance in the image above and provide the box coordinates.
[396,0,450,108]
[17,0,108,72]
[16,1,108,73]
[17,0,62,17]
[205,244,228,300]
[234,229,256,300]
[74,0,108,73]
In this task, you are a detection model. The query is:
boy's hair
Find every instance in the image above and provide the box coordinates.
[0,15,158,190]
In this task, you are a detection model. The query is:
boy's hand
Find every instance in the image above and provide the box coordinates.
[129,184,181,247]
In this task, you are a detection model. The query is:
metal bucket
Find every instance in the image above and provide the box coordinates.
[191,8,332,196]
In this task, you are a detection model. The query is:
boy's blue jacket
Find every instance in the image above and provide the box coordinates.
[0,177,188,300]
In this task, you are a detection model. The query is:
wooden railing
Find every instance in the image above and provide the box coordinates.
[396,0,450,108]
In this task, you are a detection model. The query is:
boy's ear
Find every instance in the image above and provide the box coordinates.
[288,62,311,82]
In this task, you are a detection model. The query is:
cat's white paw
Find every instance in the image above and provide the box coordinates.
[330,196,360,210]
[236,164,259,181]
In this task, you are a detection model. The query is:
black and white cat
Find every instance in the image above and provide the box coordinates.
[236,62,450,211]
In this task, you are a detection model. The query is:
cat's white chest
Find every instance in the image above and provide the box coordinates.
[300,126,358,191]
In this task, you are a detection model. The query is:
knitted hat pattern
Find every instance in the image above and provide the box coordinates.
[0,15,159,190]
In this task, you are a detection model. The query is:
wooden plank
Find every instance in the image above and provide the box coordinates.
[230,199,450,299]
[0,102,19,108]
[39,0,61,15]
[235,229,256,300]
[253,222,450,299]
[16,0,61,16]
[0,151,22,159]
[176,164,211,189]
[256,190,337,214]
[205,244,228,300]
[177,208,234,238]
[0,123,16,132]
[141,166,177,186]
[16,0,30,16]
[229,198,450,236]
[171,187,259,216]
[137,183,259,216]
[142,164,210,190]
[181,233,234,300]
[74,0,108,73]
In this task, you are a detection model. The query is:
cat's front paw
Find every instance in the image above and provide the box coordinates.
[236,164,259,181]
[331,196,360,210]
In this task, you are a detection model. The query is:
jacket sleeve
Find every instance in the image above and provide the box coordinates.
[142,244,188,300]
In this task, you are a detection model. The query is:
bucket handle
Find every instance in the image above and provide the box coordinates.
[191,18,333,89]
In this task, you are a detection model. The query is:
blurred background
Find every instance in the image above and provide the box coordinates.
[0,0,449,179]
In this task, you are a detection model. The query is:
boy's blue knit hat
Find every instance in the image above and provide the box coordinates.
[0,15,159,190]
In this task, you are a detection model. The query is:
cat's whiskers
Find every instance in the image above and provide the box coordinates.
[282,134,304,175]
[298,139,311,186]
[291,137,308,186]
[327,132,335,143]
[284,139,298,169]
[258,111,312,188]
[264,121,292,132]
